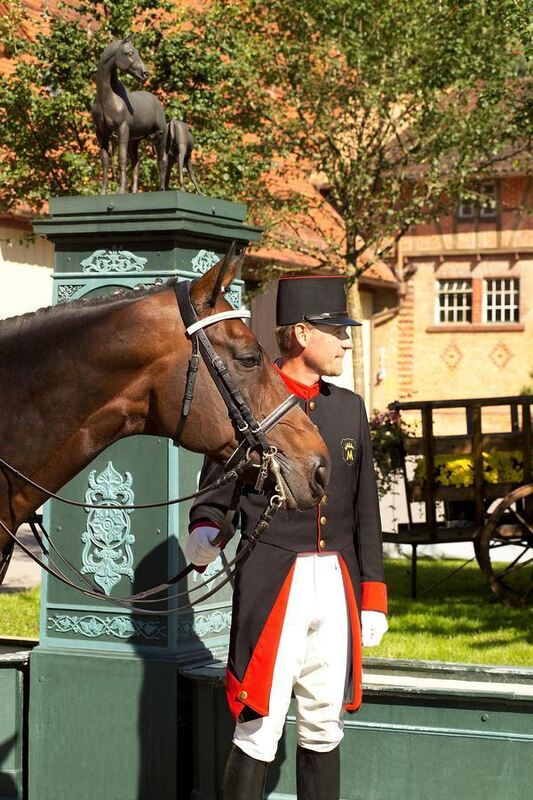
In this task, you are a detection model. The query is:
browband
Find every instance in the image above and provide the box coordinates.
[186,309,251,337]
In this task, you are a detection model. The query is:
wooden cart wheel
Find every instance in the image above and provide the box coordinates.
[475,484,533,607]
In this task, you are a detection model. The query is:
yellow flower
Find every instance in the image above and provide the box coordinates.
[414,451,527,488]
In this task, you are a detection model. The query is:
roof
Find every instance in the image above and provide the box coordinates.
[0,1,62,76]
[358,260,398,287]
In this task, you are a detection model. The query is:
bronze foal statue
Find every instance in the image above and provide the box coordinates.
[165,119,201,193]
[91,35,167,194]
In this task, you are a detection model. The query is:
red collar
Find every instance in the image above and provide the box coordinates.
[274,363,321,400]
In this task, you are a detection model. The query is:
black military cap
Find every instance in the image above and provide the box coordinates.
[276,275,361,327]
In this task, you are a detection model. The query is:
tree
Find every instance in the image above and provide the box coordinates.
[205,0,531,389]
[0,0,278,209]
[1,1,531,391]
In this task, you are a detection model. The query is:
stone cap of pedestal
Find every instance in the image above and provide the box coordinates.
[33,190,262,243]
[179,656,533,704]
[0,636,38,666]
[362,657,533,703]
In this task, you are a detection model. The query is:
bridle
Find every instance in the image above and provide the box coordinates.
[0,274,300,612]
[174,278,297,495]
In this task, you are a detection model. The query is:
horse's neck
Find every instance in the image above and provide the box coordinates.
[0,293,176,527]
[96,61,128,106]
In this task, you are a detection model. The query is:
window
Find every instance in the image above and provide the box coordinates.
[479,182,497,219]
[436,280,472,324]
[457,199,476,220]
[483,279,519,323]
[457,181,498,221]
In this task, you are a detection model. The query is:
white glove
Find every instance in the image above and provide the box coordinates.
[185,525,220,567]
[361,610,388,647]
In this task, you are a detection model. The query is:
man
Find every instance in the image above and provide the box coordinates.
[186,275,388,799]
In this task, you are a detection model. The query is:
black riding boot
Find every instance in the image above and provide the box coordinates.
[221,743,268,800]
[296,745,340,800]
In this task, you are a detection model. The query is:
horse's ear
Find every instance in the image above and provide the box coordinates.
[122,33,134,43]
[208,240,237,307]
[190,244,245,312]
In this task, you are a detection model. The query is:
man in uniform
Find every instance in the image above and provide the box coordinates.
[186,275,388,799]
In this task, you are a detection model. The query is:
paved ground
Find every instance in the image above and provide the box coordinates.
[0,524,42,592]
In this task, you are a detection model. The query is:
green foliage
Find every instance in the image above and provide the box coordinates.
[225,0,532,271]
[0,0,279,210]
[369,407,412,497]
[0,0,530,263]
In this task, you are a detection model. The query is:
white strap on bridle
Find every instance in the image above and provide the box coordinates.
[186,309,251,337]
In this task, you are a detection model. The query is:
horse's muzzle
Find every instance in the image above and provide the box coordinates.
[312,460,329,497]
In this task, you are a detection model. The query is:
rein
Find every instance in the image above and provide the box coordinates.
[0,277,298,610]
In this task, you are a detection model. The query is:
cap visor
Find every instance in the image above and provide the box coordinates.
[306,315,362,327]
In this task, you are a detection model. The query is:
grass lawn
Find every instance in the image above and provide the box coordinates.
[1,560,532,667]
[0,586,40,638]
[370,559,533,667]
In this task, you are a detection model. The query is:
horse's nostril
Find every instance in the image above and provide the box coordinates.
[313,464,328,494]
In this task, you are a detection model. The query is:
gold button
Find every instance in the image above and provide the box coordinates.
[319,539,326,550]
[320,516,327,525]
[309,400,316,410]
[238,690,248,701]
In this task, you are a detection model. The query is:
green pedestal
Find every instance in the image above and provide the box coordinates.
[28,191,261,800]
[178,659,533,800]
[0,642,34,800]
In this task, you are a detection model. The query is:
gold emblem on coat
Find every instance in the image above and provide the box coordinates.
[341,438,356,465]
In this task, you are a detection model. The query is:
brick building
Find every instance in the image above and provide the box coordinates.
[364,173,532,435]
[249,171,532,424]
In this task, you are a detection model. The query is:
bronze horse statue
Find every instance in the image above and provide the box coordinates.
[0,257,329,585]
[91,35,167,194]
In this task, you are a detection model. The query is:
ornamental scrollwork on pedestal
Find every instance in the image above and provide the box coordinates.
[177,610,232,640]
[57,284,82,303]
[47,614,166,640]
[224,289,240,310]
[191,249,219,274]
[81,248,147,273]
[81,461,135,595]
[192,554,224,592]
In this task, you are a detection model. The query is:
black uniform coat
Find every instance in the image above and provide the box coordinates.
[189,367,387,722]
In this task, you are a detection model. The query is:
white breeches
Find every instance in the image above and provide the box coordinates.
[234,553,349,763]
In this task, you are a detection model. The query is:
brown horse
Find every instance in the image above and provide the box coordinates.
[0,258,329,583]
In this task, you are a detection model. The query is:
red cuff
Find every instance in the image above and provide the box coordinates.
[188,520,221,534]
[361,581,388,614]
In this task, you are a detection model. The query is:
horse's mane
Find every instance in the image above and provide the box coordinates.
[100,39,124,64]
[0,279,175,354]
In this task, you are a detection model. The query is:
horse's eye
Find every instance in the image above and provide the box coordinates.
[237,352,262,368]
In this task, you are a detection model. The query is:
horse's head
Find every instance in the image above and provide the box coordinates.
[169,254,331,511]
[114,34,148,83]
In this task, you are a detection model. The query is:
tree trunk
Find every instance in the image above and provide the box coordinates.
[346,279,365,397]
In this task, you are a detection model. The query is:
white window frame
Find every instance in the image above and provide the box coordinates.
[479,181,498,220]
[435,279,473,324]
[457,198,476,220]
[483,278,519,323]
